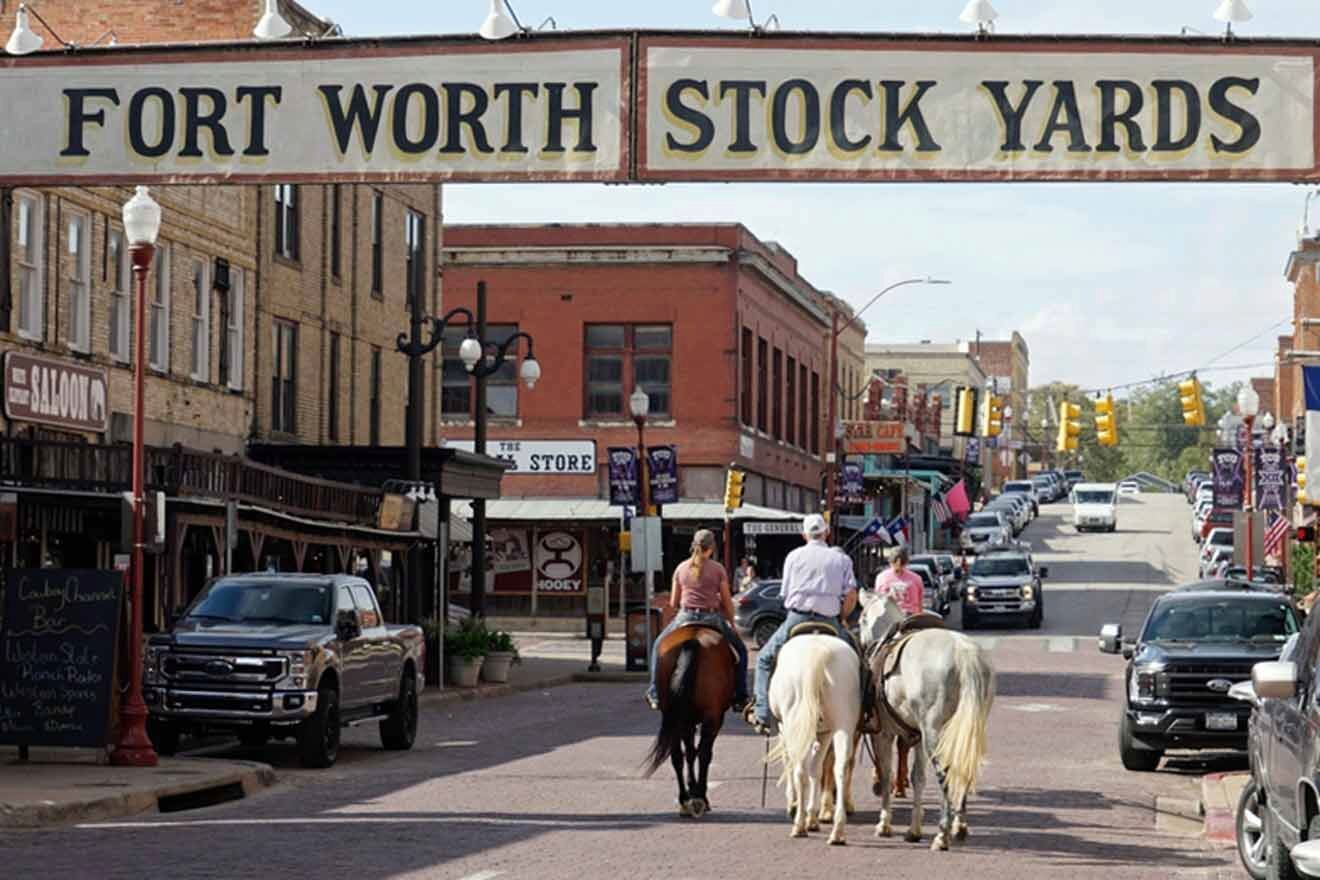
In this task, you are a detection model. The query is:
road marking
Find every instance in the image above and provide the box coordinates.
[458,872,505,880]
[433,740,480,748]
[79,816,654,831]
[1047,637,1075,653]
[1003,702,1064,713]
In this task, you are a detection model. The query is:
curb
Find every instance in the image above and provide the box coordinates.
[0,759,276,830]
[1202,771,1245,846]
[421,673,577,706]
[572,671,648,683]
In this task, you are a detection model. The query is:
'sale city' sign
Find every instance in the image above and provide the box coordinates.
[0,33,1316,183]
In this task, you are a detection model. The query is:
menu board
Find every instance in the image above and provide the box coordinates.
[0,569,123,748]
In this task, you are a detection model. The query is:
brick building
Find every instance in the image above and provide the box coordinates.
[864,341,990,466]
[1276,334,1296,430]
[441,224,864,614]
[976,333,1032,487]
[1283,236,1320,444]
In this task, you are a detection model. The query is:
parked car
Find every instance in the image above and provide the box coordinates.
[734,578,862,647]
[1247,610,1320,879]
[1198,509,1235,544]
[907,563,946,616]
[1064,469,1085,489]
[1072,482,1118,532]
[145,573,425,768]
[1202,545,1235,580]
[1118,481,1142,496]
[962,511,1012,554]
[985,496,1029,535]
[1001,479,1040,516]
[911,554,955,615]
[1222,565,1284,586]
[1031,475,1056,504]
[934,553,964,597]
[962,548,1047,629]
[1098,580,1300,771]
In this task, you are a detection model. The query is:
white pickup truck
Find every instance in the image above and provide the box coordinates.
[1072,482,1118,533]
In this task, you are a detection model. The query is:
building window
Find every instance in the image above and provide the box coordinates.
[272,320,297,434]
[108,228,130,362]
[274,184,299,260]
[811,370,821,455]
[756,337,768,432]
[441,324,523,419]
[68,214,90,352]
[222,267,244,391]
[786,356,797,447]
[585,324,671,419]
[405,210,424,310]
[799,364,809,452]
[772,348,783,441]
[190,259,210,381]
[740,327,753,427]
[16,193,44,340]
[149,243,170,371]
[328,332,341,443]
[441,327,472,419]
[369,346,382,445]
[370,191,383,297]
[329,184,341,281]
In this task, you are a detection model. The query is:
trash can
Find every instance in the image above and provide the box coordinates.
[625,603,663,672]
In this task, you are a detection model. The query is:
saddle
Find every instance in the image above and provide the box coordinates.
[864,613,947,742]
[671,622,739,660]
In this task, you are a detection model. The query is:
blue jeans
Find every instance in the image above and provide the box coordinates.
[752,610,851,723]
[647,610,749,703]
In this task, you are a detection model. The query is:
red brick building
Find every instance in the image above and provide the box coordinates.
[441,224,863,612]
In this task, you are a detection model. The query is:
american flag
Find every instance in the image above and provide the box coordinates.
[1264,513,1290,559]
[931,493,953,525]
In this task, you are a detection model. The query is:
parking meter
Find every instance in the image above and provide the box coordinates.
[586,585,606,672]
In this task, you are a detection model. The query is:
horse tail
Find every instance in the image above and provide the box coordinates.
[932,636,995,807]
[768,641,829,786]
[643,639,699,777]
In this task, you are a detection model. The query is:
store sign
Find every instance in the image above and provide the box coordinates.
[842,420,904,454]
[445,439,597,475]
[744,521,805,536]
[4,35,1318,184]
[4,351,108,433]
[534,530,585,593]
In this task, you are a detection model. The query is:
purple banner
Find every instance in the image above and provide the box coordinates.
[1211,447,1244,510]
[647,445,679,505]
[1255,446,1289,512]
[607,447,638,506]
[964,437,981,464]
[841,462,864,504]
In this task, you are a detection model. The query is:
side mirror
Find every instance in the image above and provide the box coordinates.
[1227,680,1259,705]
[1098,623,1122,655]
[1253,661,1298,701]
[1039,566,1050,579]
[336,609,361,641]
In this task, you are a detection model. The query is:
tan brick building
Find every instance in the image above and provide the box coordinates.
[977,333,1031,486]
[1283,237,1320,441]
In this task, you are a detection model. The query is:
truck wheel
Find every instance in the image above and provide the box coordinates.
[1236,777,1268,880]
[298,683,340,769]
[1265,806,1302,880]
[1118,712,1162,772]
[380,673,418,751]
[962,609,979,631]
[753,619,780,649]
[147,718,180,756]
[1029,602,1044,629]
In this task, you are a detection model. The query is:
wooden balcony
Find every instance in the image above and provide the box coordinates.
[0,437,383,527]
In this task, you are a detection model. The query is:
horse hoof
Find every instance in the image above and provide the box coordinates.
[791,828,808,839]
[828,833,847,846]
[872,782,885,797]
[678,801,692,817]
[954,825,969,842]
[875,824,892,838]
[807,820,821,832]
[931,833,950,852]
[689,798,707,818]
[905,830,922,844]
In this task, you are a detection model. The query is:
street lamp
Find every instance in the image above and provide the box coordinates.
[1239,384,1260,573]
[1213,0,1252,39]
[826,277,950,530]
[111,186,162,768]
[629,386,656,673]
[959,0,999,35]
[713,0,781,31]
[253,0,294,40]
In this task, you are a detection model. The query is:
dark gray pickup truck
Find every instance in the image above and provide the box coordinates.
[144,573,424,768]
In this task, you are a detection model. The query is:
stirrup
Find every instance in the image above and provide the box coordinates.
[744,706,773,736]
[645,692,660,711]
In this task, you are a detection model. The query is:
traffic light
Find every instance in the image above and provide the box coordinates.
[1056,401,1081,452]
[980,393,1004,438]
[723,468,746,511]
[955,387,977,436]
[1095,394,1118,447]
[1178,377,1206,427]
[1297,525,1316,542]
[1298,456,1308,505]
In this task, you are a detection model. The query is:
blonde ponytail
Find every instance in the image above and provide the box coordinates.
[689,529,716,579]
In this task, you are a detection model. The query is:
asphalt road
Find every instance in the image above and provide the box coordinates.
[0,494,1246,880]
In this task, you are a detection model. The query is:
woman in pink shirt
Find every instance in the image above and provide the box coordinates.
[872,546,925,617]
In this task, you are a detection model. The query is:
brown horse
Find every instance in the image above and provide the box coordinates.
[643,625,734,817]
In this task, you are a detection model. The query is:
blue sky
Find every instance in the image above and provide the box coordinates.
[307,0,1319,396]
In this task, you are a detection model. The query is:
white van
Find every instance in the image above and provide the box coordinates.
[1072,482,1118,532]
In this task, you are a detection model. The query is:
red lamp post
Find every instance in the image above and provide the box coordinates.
[111,186,161,768]
[1239,385,1260,577]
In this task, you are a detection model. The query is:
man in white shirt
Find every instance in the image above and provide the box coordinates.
[746,514,859,734]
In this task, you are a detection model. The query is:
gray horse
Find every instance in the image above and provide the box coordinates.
[858,590,996,851]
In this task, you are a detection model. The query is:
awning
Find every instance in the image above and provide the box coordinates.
[865,468,953,493]
[449,498,804,524]
[418,501,474,542]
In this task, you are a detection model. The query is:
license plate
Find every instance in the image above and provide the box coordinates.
[1206,712,1237,731]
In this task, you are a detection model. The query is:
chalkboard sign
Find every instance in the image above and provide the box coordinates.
[0,569,123,748]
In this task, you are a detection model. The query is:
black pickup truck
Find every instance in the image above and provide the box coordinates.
[1099,579,1300,772]
[144,573,424,768]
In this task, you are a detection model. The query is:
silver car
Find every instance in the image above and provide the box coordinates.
[962,511,1011,553]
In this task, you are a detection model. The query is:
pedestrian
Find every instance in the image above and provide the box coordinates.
[736,556,758,594]
[745,514,859,735]
[645,529,750,713]
[873,546,925,618]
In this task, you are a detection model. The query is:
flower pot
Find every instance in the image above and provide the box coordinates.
[481,651,515,683]
[447,654,484,688]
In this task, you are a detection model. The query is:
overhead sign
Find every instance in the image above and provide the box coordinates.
[842,420,904,454]
[0,38,629,185]
[4,351,108,433]
[4,34,1320,184]
[445,439,597,474]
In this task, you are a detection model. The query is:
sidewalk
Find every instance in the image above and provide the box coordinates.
[1202,771,1249,846]
[0,751,275,829]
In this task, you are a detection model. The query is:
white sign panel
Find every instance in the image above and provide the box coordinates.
[642,39,1316,181]
[744,521,805,536]
[0,39,629,184]
[445,439,597,475]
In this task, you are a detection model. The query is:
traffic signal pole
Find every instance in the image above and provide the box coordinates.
[826,309,840,532]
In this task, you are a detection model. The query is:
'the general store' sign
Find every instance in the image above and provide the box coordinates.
[444,440,596,475]
[3,352,108,433]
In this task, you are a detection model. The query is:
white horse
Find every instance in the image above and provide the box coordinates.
[766,633,861,845]
[858,590,995,851]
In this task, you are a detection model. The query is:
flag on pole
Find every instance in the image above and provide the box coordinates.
[931,493,953,525]
[1264,512,1290,559]
[886,516,910,545]
[860,516,893,545]
[945,480,971,520]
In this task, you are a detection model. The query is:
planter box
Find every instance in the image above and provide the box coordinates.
[481,651,515,683]
[448,655,484,688]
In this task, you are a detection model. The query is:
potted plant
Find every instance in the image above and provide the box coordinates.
[481,629,521,683]
[445,618,487,687]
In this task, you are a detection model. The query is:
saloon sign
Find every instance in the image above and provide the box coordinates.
[1,33,1317,184]
[3,352,108,433]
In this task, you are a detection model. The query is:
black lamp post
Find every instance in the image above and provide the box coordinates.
[457,281,540,618]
